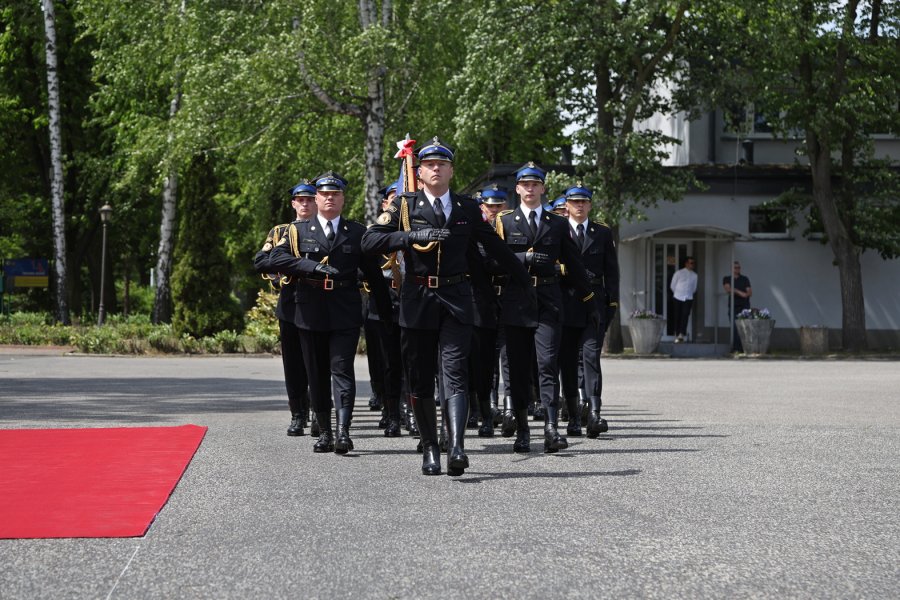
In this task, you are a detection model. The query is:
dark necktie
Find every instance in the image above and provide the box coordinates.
[325,220,335,241]
[528,211,538,238]
[576,223,585,249]
[433,198,445,227]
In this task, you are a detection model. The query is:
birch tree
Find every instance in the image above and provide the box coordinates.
[40,0,68,323]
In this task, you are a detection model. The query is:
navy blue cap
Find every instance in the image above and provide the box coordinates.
[480,184,508,205]
[473,191,483,205]
[515,161,546,183]
[564,183,593,201]
[417,136,454,162]
[549,196,567,210]
[290,180,316,197]
[313,171,348,191]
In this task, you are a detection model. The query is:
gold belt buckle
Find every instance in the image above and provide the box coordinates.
[427,276,439,289]
[324,278,334,291]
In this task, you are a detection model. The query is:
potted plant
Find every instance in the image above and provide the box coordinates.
[629,309,665,354]
[735,308,775,354]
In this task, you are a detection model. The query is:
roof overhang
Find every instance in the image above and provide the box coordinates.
[621,224,751,243]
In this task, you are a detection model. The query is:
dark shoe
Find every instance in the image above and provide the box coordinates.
[466,412,479,429]
[579,389,590,425]
[378,407,388,429]
[543,406,568,453]
[384,418,401,437]
[313,429,334,453]
[334,407,353,454]
[500,396,516,437]
[533,404,546,421]
[446,393,470,476]
[407,404,420,437]
[410,394,441,475]
[490,390,502,426]
[287,413,304,437]
[565,396,582,436]
[310,412,321,438]
[368,394,382,411]
[421,443,441,476]
[512,409,530,453]
[478,422,494,438]
[586,396,608,438]
[560,401,569,422]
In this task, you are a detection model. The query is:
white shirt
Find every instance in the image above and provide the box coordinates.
[519,204,543,231]
[670,267,698,301]
[316,214,341,238]
[568,216,588,232]
[423,189,451,223]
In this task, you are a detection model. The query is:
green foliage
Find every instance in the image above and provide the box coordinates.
[170,155,243,338]
[244,288,279,339]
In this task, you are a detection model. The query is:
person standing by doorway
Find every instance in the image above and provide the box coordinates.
[670,256,697,343]
[723,261,752,352]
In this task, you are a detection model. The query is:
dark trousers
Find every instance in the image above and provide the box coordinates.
[468,325,498,406]
[279,319,308,414]
[370,319,403,405]
[673,298,693,337]
[298,327,359,413]
[560,323,608,400]
[400,309,472,402]
[505,324,555,411]
[364,319,385,398]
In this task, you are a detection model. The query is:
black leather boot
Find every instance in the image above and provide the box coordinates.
[384,394,401,437]
[478,393,494,438]
[313,411,334,452]
[410,394,441,475]
[533,402,546,421]
[439,407,449,454]
[565,396,582,436]
[378,406,388,429]
[368,392,382,411]
[579,389,590,425]
[544,406,568,453]
[309,412,320,437]
[586,396,608,438]
[500,395,516,437]
[287,413,304,436]
[334,407,354,454]
[490,389,502,426]
[407,401,420,437]
[513,409,530,453]
[446,393,470,476]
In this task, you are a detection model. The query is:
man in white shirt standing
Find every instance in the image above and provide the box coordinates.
[669,256,698,343]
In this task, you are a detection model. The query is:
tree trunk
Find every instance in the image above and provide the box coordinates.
[152,0,185,325]
[40,0,69,324]
[807,134,868,351]
[363,75,386,224]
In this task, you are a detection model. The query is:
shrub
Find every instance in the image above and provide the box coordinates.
[214,329,242,353]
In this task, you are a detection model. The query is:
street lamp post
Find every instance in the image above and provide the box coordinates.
[97,203,113,326]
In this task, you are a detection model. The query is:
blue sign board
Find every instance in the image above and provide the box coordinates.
[2,258,50,289]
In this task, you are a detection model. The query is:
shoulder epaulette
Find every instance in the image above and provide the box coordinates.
[592,219,610,228]
[497,209,514,217]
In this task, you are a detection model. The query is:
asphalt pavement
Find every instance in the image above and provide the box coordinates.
[1,351,898,599]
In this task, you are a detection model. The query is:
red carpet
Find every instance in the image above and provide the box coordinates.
[0,424,206,539]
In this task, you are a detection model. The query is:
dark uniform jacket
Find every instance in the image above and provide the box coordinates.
[267,218,392,331]
[361,190,530,330]
[253,223,300,324]
[364,253,401,323]
[496,207,595,328]
[562,220,620,328]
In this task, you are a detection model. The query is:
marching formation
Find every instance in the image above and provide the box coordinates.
[254,136,619,476]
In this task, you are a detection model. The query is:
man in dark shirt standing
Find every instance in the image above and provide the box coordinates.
[723,261,752,352]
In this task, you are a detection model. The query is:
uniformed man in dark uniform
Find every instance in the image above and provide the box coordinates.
[361,138,531,476]
[558,183,619,437]
[253,181,316,437]
[495,163,601,453]
[269,172,392,454]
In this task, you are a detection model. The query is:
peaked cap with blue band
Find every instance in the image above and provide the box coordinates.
[549,196,567,210]
[290,180,316,197]
[417,136,454,162]
[379,180,399,199]
[480,183,508,205]
[564,183,593,201]
[515,161,546,183]
[313,171,348,191]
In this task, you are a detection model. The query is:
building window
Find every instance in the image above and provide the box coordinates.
[749,206,791,238]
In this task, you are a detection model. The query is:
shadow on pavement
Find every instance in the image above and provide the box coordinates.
[454,468,642,483]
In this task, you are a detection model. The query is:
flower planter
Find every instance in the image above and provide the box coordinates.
[629,318,665,354]
[736,319,775,354]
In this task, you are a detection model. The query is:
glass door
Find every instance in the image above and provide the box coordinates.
[653,241,691,339]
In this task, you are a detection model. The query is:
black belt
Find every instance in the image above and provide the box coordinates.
[411,273,468,289]
[299,277,355,290]
[531,275,559,286]
[491,274,558,291]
